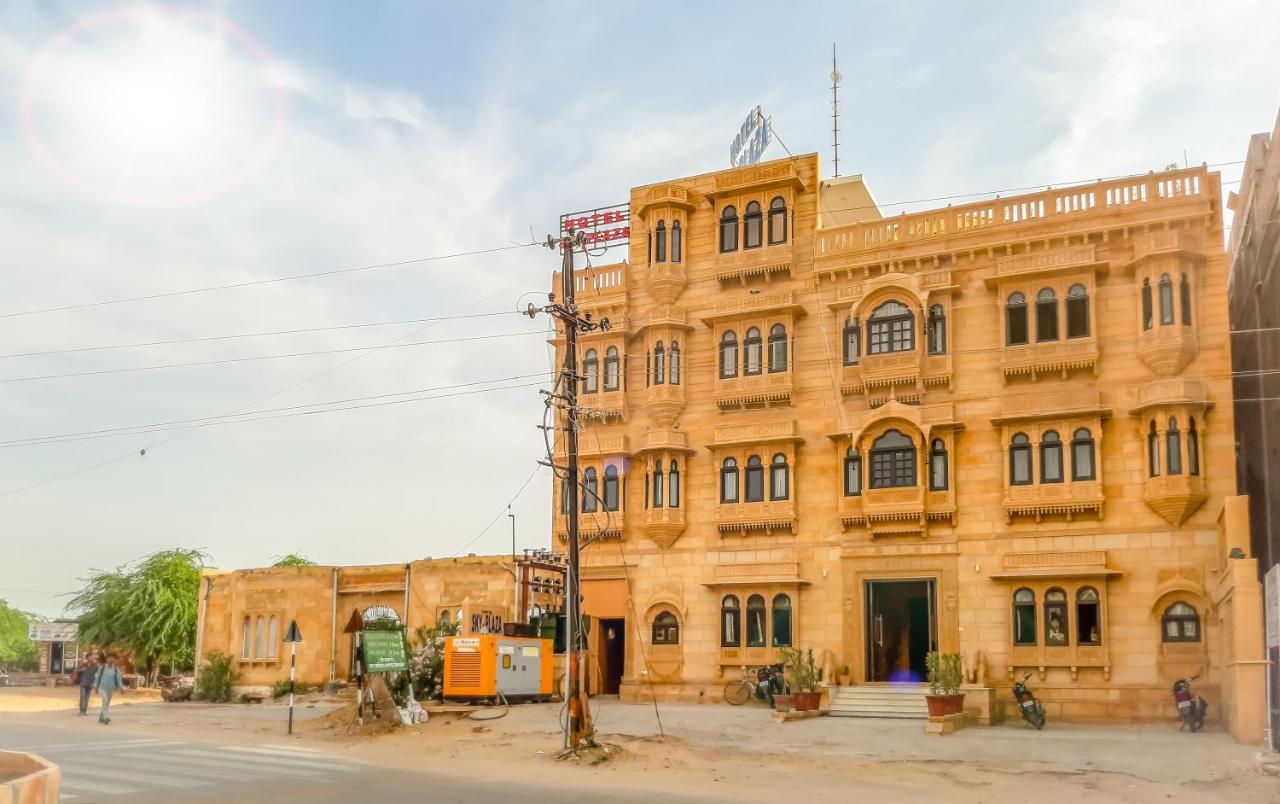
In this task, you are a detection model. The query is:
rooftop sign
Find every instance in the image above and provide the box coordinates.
[560,203,630,249]
[730,106,772,168]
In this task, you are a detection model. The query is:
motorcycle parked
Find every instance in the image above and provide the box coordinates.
[1013,672,1046,729]
[755,663,787,705]
[1171,673,1208,732]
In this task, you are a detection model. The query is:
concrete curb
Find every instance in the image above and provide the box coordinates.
[0,751,60,804]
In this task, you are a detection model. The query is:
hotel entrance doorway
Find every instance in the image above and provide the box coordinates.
[865,579,936,683]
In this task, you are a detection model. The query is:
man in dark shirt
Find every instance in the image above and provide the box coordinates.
[75,656,97,715]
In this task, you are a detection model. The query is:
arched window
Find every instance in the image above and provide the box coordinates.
[745,455,765,502]
[654,220,667,263]
[768,324,788,373]
[770,453,790,500]
[1010,433,1032,486]
[1188,418,1200,476]
[669,341,681,385]
[582,467,598,513]
[1162,602,1200,642]
[560,477,571,514]
[720,458,739,503]
[1077,587,1101,646]
[1148,421,1161,477]
[241,616,251,659]
[582,349,599,394]
[651,460,663,508]
[1036,288,1059,342]
[843,317,861,365]
[1040,430,1063,483]
[743,327,763,375]
[1006,292,1028,346]
[1045,588,1068,646]
[1067,284,1090,338]
[267,616,279,659]
[843,448,862,496]
[668,460,680,508]
[868,300,915,354]
[1072,427,1096,481]
[254,615,265,659]
[603,346,620,391]
[671,221,682,262]
[771,594,793,647]
[719,206,738,252]
[653,341,665,386]
[746,594,767,646]
[720,595,741,647]
[927,304,947,355]
[768,196,787,244]
[1013,588,1036,646]
[1159,273,1175,325]
[603,465,620,512]
[720,331,739,379]
[929,438,948,491]
[743,201,762,249]
[652,611,679,645]
[1179,273,1192,325]
[1142,278,1153,330]
[1167,417,1182,475]
[870,429,916,489]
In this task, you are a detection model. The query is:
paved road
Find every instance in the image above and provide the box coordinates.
[1,722,730,803]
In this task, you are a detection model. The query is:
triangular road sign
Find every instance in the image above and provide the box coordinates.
[283,619,303,643]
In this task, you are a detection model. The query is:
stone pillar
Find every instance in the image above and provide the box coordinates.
[1214,496,1268,744]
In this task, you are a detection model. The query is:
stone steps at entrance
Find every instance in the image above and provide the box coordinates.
[828,684,930,719]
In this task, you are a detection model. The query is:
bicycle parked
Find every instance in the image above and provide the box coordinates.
[724,664,787,706]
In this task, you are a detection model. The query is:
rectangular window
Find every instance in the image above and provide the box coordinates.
[1073,441,1095,480]
[1041,444,1063,483]
[1014,605,1036,646]
[870,450,915,489]
[745,466,764,502]
[1077,601,1101,646]
[929,452,948,491]
[1011,447,1032,485]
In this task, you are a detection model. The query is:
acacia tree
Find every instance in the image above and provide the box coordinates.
[0,600,39,671]
[271,554,316,568]
[68,549,205,681]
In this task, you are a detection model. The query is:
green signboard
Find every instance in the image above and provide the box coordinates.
[362,628,409,673]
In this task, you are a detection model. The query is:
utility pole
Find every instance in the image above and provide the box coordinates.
[831,43,842,178]
[530,228,607,751]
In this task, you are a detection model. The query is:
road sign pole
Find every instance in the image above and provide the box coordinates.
[287,641,296,735]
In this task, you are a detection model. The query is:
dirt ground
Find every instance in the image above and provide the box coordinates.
[2,687,1277,803]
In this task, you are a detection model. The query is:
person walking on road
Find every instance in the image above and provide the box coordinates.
[94,654,124,725]
[74,656,97,715]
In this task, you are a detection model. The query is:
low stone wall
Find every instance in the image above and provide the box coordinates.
[991,682,1222,725]
[0,751,60,804]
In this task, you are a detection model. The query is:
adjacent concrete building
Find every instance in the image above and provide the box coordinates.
[554,153,1267,741]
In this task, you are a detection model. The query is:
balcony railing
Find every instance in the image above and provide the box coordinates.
[1003,481,1104,522]
[717,500,796,535]
[715,371,793,409]
[1000,338,1099,382]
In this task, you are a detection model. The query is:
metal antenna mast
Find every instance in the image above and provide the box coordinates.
[831,43,842,178]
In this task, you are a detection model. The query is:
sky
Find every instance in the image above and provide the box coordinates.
[2,0,1279,618]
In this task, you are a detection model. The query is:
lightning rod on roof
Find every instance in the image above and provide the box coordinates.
[831,43,842,178]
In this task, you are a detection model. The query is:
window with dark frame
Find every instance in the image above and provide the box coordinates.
[668,460,680,508]
[1040,430,1063,483]
[1071,427,1096,481]
[1045,587,1068,646]
[720,458,739,503]
[744,327,763,375]
[1179,273,1191,325]
[1036,288,1059,342]
[771,594,792,647]
[1148,421,1161,477]
[654,221,666,263]
[743,201,762,249]
[671,221,682,262]
[1006,292,1029,345]
[745,455,765,502]
[844,448,862,496]
[583,349,599,394]
[560,478,571,514]
[604,346,620,391]
[670,342,681,385]
[927,304,947,354]
[870,429,916,489]
[1162,602,1200,643]
[720,595,741,647]
[1188,418,1200,475]
[768,196,787,244]
[652,611,679,645]
[868,300,915,354]
[929,438,948,491]
[843,317,860,364]
[768,324,788,373]
[603,465,619,512]
[1077,587,1101,646]
[652,460,663,508]
[1010,432,1032,485]
[746,594,766,647]
[720,331,738,379]
[1159,273,1175,325]
[1167,417,1182,475]
[582,467,598,513]
[770,453,789,501]
[1142,278,1153,330]
[719,206,738,253]
[1013,588,1037,646]
[653,341,665,386]
[1067,284,1090,338]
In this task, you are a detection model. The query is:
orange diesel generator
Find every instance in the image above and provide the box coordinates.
[443,635,554,701]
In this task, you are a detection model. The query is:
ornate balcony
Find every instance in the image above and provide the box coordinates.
[554,512,623,546]
[1143,474,1208,527]
[715,243,794,285]
[639,507,685,549]
[716,500,796,536]
[857,486,927,537]
[645,382,685,428]
[715,371,793,409]
[1137,325,1197,376]
[579,389,626,422]
[648,261,687,305]
[1000,339,1099,383]
[1003,481,1104,523]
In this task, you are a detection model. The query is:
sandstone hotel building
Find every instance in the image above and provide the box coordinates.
[554,154,1266,741]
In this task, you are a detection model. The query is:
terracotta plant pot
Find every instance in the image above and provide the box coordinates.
[793,691,821,711]
[837,674,851,686]
[773,694,794,713]
[925,693,966,717]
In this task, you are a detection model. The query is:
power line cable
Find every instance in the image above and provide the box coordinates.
[449,465,544,558]
[0,243,539,320]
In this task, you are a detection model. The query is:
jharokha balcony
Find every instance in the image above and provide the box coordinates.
[1003,481,1105,523]
[717,499,796,536]
[715,371,793,409]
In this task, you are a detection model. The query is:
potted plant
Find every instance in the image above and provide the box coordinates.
[924,651,965,717]
[836,665,851,686]
[781,648,824,711]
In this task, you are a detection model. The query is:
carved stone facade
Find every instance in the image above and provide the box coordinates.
[557,154,1265,740]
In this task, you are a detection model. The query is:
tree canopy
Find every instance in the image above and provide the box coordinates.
[271,554,317,568]
[68,549,205,673]
[0,600,39,671]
